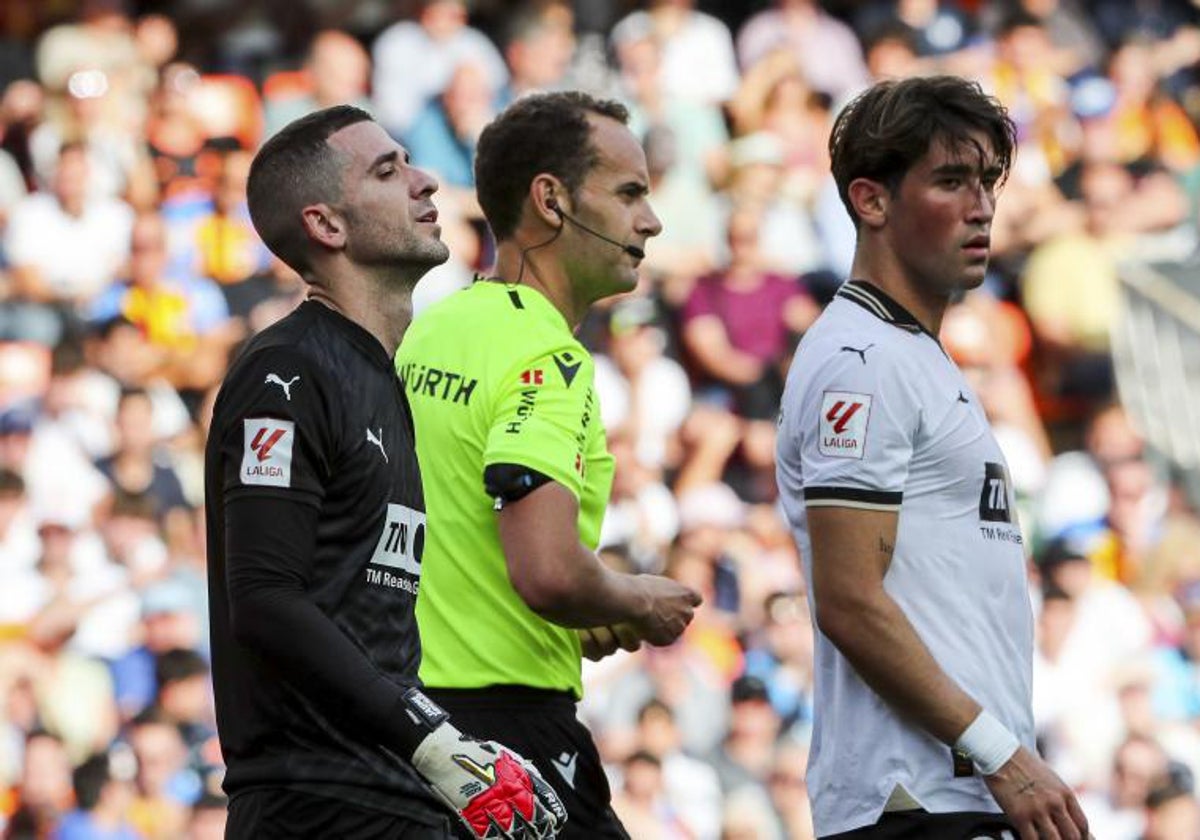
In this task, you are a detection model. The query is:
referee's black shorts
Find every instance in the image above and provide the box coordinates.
[226,788,454,839]
[426,685,630,840]
[824,809,1017,839]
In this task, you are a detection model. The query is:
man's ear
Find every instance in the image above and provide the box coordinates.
[300,203,346,249]
[530,173,565,227]
[848,178,889,230]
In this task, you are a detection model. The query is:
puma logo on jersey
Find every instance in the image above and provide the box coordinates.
[551,751,578,789]
[265,373,299,400]
[839,344,874,364]
[366,427,388,462]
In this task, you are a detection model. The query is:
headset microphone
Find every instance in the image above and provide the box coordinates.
[550,203,645,260]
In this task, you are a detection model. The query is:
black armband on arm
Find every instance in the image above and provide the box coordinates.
[483,463,552,508]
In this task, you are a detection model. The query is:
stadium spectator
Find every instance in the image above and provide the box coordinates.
[679,203,818,498]
[593,295,692,474]
[4,730,75,839]
[720,131,828,276]
[370,0,507,138]
[1021,160,1134,404]
[151,650,213,766]
[94,388,188,523]
[122,707,192,840]
[1142,763,1200,840]
[182,791,224,840]
[632,697,722,839]
[107,577,203,725]
[982,11,1073,176]
[88,211,235,393]
[1107,36,1200,173]
[1032,533,1154,784]
[610,0,739,108]
[609,749,689,839]
[736,0,869,102]
[190,149,271,291]
[616,30,729,192]
[709,676,785,803]
[4,142,134,341]
[765,737,815,840]
[52,749,140,840]
[981,0,1107,77]
[499,1,577,102]
[855,0,975,60]
[742,590,815,735]
[1077,733,1170,839]
[262,30,371,140]
[404,60,498,192]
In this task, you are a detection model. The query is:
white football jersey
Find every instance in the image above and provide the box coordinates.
[776,280,1035,836]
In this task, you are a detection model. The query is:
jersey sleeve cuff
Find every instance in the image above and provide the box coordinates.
[803,486,902,511]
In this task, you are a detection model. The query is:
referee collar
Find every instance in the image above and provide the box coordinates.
[302,299,395,371]
[836,280,939,342]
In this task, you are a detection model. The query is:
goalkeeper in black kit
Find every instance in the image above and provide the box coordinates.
[204,105,565,839]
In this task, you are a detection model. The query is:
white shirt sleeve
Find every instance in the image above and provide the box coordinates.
[781,339,922,511]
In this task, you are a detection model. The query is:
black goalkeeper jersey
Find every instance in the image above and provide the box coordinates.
[205,300,438,817]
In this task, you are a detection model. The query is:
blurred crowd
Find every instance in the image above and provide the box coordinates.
[2,0,1200,837]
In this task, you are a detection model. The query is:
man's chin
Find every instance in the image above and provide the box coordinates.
[415,241,451,268]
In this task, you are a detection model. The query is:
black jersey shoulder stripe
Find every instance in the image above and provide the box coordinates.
[803,486,903,510]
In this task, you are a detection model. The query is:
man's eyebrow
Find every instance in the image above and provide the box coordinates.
[930,163,975,177]
[931,161,1003,179]
[368,149,401,172]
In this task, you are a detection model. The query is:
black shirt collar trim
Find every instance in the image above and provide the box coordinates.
[301,299,394,371]
[836,280,929,337]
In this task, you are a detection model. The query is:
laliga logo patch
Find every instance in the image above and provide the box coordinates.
[241,418,295,486]
[819,391,871,459]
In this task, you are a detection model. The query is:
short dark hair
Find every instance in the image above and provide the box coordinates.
[829,75,1016,227]
[474,91,629,241]
[247,105,373,274]
[155,647,210,688]
[72,753,112,810]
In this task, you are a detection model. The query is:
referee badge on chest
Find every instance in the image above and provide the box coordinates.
[819,391,872,459]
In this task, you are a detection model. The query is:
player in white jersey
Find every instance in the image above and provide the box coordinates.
[776,76,1089,840]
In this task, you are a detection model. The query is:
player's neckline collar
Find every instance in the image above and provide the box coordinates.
[302,299,394,370]
[473,275,569,327]
[837,280,936,340]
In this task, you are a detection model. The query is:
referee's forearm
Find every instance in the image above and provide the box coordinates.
[515,542,651,628]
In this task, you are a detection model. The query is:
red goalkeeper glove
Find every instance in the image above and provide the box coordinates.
[404,689,566,839]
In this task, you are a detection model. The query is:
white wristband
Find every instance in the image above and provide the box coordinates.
[954,710,1020,776]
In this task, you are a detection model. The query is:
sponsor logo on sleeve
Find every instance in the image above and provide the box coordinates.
[819,392,871,459]
[240,419,294,486]
[520,368,544,385]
